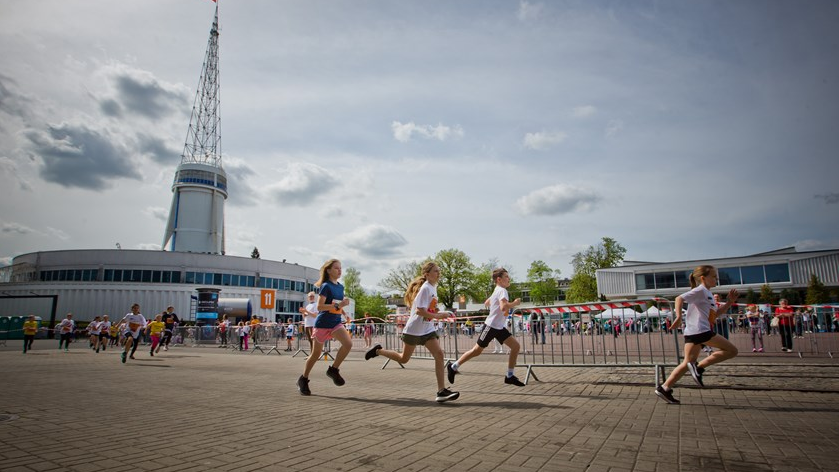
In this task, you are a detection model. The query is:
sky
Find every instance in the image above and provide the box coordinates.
[1,0,838,292]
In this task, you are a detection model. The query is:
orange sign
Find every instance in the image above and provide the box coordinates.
[260,290,276,309]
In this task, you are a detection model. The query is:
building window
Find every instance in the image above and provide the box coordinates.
[717,267,741,286]
[765,263,790,283]
[675,270,691,288]
[222,273,231,286]
[635,273,655,290]
[654,272,676,289]
[741,265,764,284]
[171,271,181,283]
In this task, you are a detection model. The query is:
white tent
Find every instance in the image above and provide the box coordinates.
[643,306,673,318]
[593,308,641,320]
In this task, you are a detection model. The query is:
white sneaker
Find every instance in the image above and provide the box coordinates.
[164,346,169,351]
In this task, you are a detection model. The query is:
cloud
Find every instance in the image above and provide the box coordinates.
[144,206,168,221]
[605,119,624,138]
[46,227,70,240]
[319,205,344,218]
[523,131,567,150]
[224,158,260,207]
[136,133,179,165]
[98,98,122,118]
[266,162,337,206]
[517,1,544,21]
[0,156,33,191]
[135,243,161,251]
[572,105,597,118]
[26,122,141,190]
[1,221,35,235]
[391,121,464,143]
[0,73,32,120]
[104,65,189,120]
[815,193,839,204]
[342,224,408,257]
[515,184,601,216]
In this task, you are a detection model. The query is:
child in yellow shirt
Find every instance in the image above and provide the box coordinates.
[23,315,39,354]
[146,314,166,356]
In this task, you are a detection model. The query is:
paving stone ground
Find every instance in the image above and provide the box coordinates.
[2,341,839,472]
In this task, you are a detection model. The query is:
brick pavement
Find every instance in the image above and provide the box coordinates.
[1,342,839,472]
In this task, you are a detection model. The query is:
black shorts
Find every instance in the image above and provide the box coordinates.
[684,331,715,345]
[99,333,109,340]
[477,327,511,348]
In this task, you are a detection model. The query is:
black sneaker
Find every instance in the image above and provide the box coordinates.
[121,352,127,364]
[446,361,458,384]
[297,376,311,396]
[655,386,680,404]
[326,365,345,386]
[687,362,704,387]
[365,344,381,361]
[149,350,154,357]
[504,375,525,387]
[435,388,460,403]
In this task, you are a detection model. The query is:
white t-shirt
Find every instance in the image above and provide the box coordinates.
[58,319,75,333]
[88,321,101,335]
[485,285,509,330]
[99,320,111,334]
[304,302,318,328]
[403,281,438,336]
[122,313,147,337]
[680,285,714,336]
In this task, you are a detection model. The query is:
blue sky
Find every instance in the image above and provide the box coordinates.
[1,0,837,291]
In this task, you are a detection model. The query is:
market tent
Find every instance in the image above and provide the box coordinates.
[643,306,674,318]
[592,308,641,320]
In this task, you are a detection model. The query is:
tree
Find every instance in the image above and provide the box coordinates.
[779,288,801,306]
[250,247,260,259]
[435,248,476,310]
[745,287,759,304]
[806,274,829,305]
[759,284,778,305]
[379,261,422,294]
[355,293,390,319]
[343,267,364,302]
[565,237,626,303]
[468,260,498,305]
[527,260,560,306]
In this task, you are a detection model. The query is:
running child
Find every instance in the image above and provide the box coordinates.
[119,304,147,364]
[365,261,459,402]
[297,259,352,396]
[157,306,179,353]
[655,265,739,404]
[22,315,38,354]
[88,316,102,352]
[147,314,165,356]
[98,315,111,352]
[57,313,75,352]
[446,267,526,387]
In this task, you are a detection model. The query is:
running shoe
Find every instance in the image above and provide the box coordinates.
[687,362,704,387]
[326,365,345,386]
[504,375,526,387]
[121,352,127,363]
[758,348,764,352]
[435,388,460,403]
[297,376,311,396]
[150,351,154,357]
[654,386,680,404]
[446,361,458,384]
[365,344,381,360]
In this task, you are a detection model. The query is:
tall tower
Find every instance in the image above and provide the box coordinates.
[163,4,227,255]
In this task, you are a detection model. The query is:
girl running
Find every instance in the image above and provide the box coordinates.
[98,315,111,352]
[655,265,739,404]
[296,259,352,396]
[147,314,165,356]
[88,316,102,352]
[364,262,459,402]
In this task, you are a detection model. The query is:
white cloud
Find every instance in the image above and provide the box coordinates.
[319,205,344,218]
[46,227,70,240]
[515,184,601,216]
[605,119,624,138]
[523,131,567,150]
[144,206,168,221]
[517,1,544,21]
[572,105,597,118]
[266,162,337,206]
[342,224,408,257]
[391,121,464,143]
[1,221,35,235]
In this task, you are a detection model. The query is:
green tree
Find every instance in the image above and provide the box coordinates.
[745,287,759,304]
[355,292,390,319]
[435,248,476,310]
[565,237,626,303]
[806,274,829,305]
[779,288,801,306]
[468,260,498,305]
[250,247,260,259]
[379,261,422,294]
[527,260,560,305]
[759,284,778,305]
[343,267,364,301]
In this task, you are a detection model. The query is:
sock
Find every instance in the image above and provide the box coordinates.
[507,369,514,378]
[451,362,459,371]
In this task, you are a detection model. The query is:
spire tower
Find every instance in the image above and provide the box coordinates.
[163,4,228,255]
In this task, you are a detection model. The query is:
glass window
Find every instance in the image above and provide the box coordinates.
[104,269,113,282]
[675,270,691,288]
[213,273,222,285]
[635,273,655,290]
[185,272,195,284]
[741,265,764,284]
[151,271,161,283]
[58,270,66,281]
[142,270,152,283]
[247,276,255,287]
[161,271,171,283]
[171,271,181,283]
[73,270,83,281]
[717,267,741,286]
[272,279,280,290]
[131,270,142,282]
[654,272,676,289]
[113,270,123,282]
[765,263,790,283]
[222,273,231,286]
